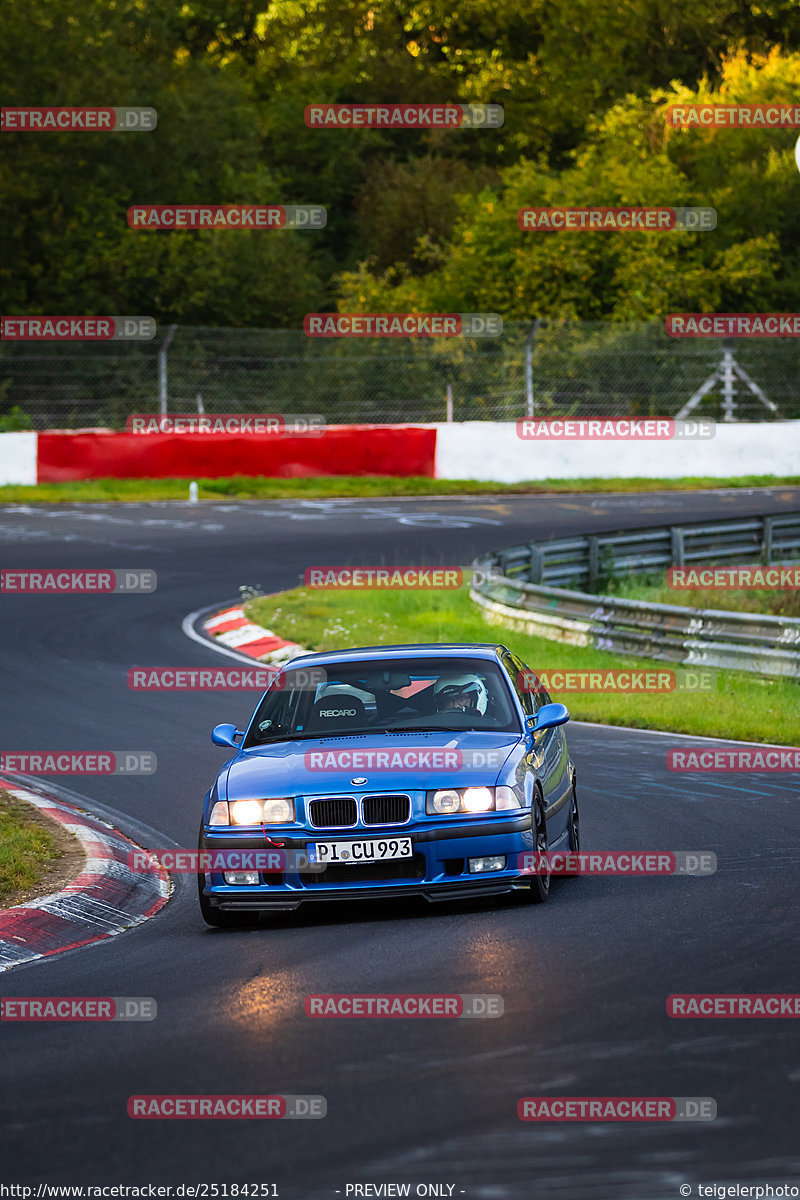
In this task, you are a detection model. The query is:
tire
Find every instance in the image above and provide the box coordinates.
[567,778,580,850]
[558,778,581,878]
[520,791,550,904]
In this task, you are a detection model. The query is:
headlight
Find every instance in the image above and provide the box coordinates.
[426,786,520,815]
[462,787,494,813]
[215,798,295,826]
[428,789,462,815]
[230,800,264,826]
[260,797,294,824]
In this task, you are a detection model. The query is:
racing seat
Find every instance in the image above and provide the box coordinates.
[304,694,367,732]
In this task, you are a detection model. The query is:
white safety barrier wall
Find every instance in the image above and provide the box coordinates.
[433,420,800,482]
[0,433,38,485]
[0,423,797,485]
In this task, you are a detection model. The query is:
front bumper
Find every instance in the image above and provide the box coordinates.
[199,813,533,911]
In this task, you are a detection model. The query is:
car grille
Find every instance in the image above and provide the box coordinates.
[308,797,358,828]
[362,794,410,825]
[300,854,425,886]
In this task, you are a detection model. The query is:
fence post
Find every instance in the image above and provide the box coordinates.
[524,318,543,419]
[721,347,736,422]
[158,324,177,416]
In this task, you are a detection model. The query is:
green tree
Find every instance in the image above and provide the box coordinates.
[337,49,800,319]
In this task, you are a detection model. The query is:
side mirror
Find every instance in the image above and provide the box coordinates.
[527,703,570,735]
[211,723,244,748]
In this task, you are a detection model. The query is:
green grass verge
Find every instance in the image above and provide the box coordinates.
[607,571,800,618]
[0,790,64,908]
[0,474,798,504]
[245,583,798,744]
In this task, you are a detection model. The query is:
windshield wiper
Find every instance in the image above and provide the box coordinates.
[248,730,378,745]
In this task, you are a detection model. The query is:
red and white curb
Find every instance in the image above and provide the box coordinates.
[202,605,309,665]
[0,780,170,973]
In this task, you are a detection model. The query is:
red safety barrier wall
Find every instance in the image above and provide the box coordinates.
[37,426,436,481]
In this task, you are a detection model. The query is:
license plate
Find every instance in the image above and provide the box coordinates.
[307,837,413,865]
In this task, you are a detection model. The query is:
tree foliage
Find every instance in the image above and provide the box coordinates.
[2,1,799,323]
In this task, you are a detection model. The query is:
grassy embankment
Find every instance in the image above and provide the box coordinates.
[0,474,798,503]
[607,571,800,618]
[245,581,799,745]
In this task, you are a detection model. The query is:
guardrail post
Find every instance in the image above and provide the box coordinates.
[763,516,774,564]
[529,543,544,584]
[587,536,599,589]
[671,527,685,566]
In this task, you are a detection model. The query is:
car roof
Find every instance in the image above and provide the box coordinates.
[285,643,511,669]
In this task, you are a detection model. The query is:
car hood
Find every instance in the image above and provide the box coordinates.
[222,730,523,800]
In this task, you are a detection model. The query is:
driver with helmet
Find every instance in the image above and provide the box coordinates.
[432,673,489,715]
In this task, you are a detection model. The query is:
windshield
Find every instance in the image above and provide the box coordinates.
[243,655,521,746]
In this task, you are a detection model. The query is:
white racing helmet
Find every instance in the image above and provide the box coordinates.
[433,672,489,715]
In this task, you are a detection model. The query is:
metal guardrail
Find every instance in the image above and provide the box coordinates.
[470,512,800,679]
[487,513,800,591]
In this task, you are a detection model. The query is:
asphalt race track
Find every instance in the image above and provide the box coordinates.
[1,488,799,1199]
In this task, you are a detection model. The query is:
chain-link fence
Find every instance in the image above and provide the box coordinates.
[1,321,798,430]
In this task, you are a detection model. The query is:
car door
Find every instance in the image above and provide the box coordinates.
[509,653,571,841]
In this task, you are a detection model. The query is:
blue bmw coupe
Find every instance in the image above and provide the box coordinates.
[198,643,578,926]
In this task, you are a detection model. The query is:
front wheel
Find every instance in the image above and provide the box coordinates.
[558,779,581,877]
[519,793,550,904]
[567,779,580,849]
